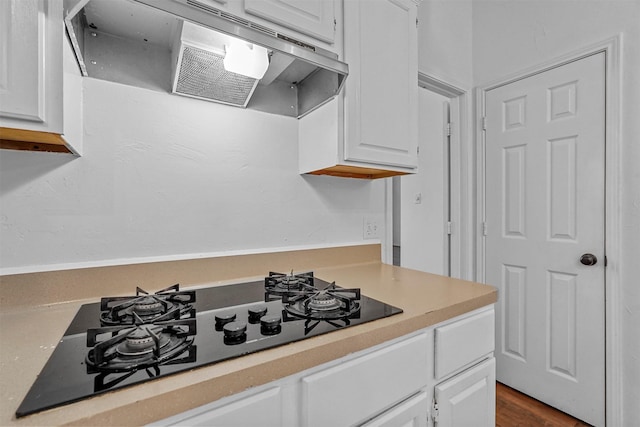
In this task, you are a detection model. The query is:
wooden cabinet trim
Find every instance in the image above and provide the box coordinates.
[0,127,74,154]
[309,165,411,179]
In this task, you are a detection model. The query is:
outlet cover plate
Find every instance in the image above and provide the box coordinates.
[363,217,380,239]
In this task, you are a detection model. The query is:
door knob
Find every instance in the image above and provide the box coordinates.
[580,253,598,266]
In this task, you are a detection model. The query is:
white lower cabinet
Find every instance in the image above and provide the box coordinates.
[434,359,496,427]
[150,306,495,427]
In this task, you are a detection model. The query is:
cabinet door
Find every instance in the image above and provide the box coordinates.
[434,358,496,427]
[244,0,335,43]
[343,0,418,169]
[362,391,429,427]
[0,0,62,131]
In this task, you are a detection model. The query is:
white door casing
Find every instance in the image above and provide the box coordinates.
[484,53,605,426]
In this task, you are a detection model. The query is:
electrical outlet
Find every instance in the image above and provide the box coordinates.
[414,193,422,204]
[363,217,380,239]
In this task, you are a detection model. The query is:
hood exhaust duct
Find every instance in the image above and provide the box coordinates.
[64,0,348,118]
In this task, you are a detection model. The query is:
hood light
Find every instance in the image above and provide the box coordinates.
[223,41,269,80]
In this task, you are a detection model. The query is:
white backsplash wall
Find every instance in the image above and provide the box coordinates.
[0,78,385,273]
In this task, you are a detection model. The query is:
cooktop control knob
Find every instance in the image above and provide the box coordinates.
[215,312,237,330]
[260,314,282,336]
[248,305,268,323]
[223,321,248,345]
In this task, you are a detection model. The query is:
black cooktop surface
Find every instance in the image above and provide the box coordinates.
[16,277,402,417]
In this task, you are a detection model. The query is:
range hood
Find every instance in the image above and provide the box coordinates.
[64,0,348,118]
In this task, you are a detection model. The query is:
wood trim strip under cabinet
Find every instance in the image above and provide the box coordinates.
[308,165,411,179]
[0,127,74,153]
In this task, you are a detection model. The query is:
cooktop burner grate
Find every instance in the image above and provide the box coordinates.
[283,282,361,320]
[99,284,195,326]
[264,271,316,296]
[86,316,197,372]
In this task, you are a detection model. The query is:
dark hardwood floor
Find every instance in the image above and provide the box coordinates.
[496,382,592,427]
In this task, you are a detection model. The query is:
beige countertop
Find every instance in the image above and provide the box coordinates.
[0,247,496,426]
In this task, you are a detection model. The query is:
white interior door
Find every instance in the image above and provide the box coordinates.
[484,52,605,426]
[399,88,449,275]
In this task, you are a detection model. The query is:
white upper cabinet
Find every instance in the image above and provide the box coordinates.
[195,0,341,55]
[0,0,82,154]
[0,0,54,125]
[244,0,336,44]
[299,0,418,179]
[343,0,418,169]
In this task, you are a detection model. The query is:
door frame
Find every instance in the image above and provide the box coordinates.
[475,35,622,426]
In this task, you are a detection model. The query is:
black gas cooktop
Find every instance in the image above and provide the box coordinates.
[16,272,402,417]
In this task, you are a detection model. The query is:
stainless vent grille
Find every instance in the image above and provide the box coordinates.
[185,0,223,17]
[246,21,278,38]
[174,45,258,107]
[219,11,252,29]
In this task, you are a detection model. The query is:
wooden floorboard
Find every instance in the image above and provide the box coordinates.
[496,382,592,427]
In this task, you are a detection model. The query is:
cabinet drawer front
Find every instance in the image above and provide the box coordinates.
[302,332,430,427]
[435,309,495,380]
[151,387,282,426]
[361,391,429,427]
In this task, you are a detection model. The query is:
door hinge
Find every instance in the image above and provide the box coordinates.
[482,222,488,236]
[417,146,420,155]
[416,17,419,28]
[604,255,608,267]
[446,122,452,137]
[446,221,453,235]
[482,116,487,131]
[432,400,439,424]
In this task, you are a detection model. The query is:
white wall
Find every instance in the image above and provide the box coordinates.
[0,78,385,273]
[472,1,640,424]
[418,0,473,88]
